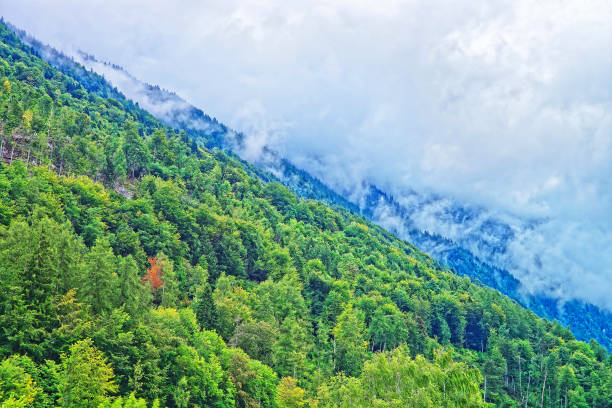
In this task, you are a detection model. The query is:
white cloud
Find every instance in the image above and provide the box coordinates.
[2,0,612,308]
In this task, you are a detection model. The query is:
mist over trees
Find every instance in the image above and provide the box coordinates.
[0,19,611,408]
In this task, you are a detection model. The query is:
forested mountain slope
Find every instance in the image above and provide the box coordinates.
[9,20,611,351]
[0,20,611,407]
[358,185,612,351]
[6,21,359,214]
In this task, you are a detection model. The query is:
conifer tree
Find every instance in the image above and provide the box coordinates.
[82,238,119,315]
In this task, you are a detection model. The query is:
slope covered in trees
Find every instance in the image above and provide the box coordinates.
[10,19,611,352]
[0,20,611,407]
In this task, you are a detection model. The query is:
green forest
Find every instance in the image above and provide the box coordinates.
[0,20,610,407]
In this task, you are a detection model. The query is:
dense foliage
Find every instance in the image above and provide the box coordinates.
[0,20,611,407]
[14,17,611,352]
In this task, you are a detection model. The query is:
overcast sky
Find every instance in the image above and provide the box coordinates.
[2,0,612,309]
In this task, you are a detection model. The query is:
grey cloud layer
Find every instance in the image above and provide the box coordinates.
[2,0,612,308]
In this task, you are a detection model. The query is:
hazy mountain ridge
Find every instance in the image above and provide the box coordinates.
[11,22,611,349]
[358,184,612,348]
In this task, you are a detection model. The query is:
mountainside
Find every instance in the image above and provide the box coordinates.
[1,19,611,407]
[359,185,612,349]
[12,21,612,350]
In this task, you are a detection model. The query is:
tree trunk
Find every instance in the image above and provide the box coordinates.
[540,368,547,408]
[519,356,522,400]
[525,371,531,408]
[483,375,487,403]
[505,360,509,388]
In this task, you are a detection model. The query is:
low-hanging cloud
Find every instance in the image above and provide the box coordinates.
[2,0,612,309]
